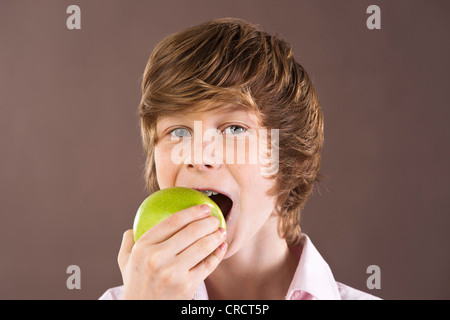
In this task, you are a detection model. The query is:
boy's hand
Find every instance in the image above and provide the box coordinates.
[117,204,227,300]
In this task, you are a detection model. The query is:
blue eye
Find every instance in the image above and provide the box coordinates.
[170,128,191,138]
[224,125,246,135]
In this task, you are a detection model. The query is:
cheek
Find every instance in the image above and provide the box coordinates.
[224,135,258,165]
[232,163,277,212]
[154,145,176,189]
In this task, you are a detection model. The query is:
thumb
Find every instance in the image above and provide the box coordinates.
[117,229,135,273]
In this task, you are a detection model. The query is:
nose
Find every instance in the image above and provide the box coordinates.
[187,163,215,171]
[183,120,223,172]
[185,149,222,172]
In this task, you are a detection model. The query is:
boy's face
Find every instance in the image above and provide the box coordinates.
[154,105,278,258]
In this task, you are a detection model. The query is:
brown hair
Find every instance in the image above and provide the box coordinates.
[138,18,324,246]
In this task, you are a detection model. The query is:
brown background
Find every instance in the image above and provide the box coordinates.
[1,0,449,300]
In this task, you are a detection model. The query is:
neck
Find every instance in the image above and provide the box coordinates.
[205,217,298,300]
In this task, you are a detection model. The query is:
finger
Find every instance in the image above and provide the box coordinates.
[163,215,221,254]
[139,204,211,244]
[189,241,228,282]
[177,227,227,270]
[118,229,134,272]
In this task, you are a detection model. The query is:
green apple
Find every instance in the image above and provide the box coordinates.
[133,187,226,242]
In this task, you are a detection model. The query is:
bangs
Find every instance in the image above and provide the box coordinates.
[139,86,261,126]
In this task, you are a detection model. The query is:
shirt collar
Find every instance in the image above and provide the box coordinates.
[194,233,341,300]
[193,281,209,300]
[285,233,341,300]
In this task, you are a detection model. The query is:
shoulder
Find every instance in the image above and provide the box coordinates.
[336,282,382,300]
[98,285,124,300]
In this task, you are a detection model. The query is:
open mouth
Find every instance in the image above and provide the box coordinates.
[197,190,233,219]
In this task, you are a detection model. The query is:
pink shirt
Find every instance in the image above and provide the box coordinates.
[99,234,381,300]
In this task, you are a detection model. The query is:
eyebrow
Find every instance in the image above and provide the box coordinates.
[156,104,258,132]
[216,104,249,113]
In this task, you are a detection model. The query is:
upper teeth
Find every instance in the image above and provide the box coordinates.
[201,190,219,196]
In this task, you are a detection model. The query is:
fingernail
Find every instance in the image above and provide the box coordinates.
[219,227,226,238]
[201,205,211,214]
[219,242,228,253]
